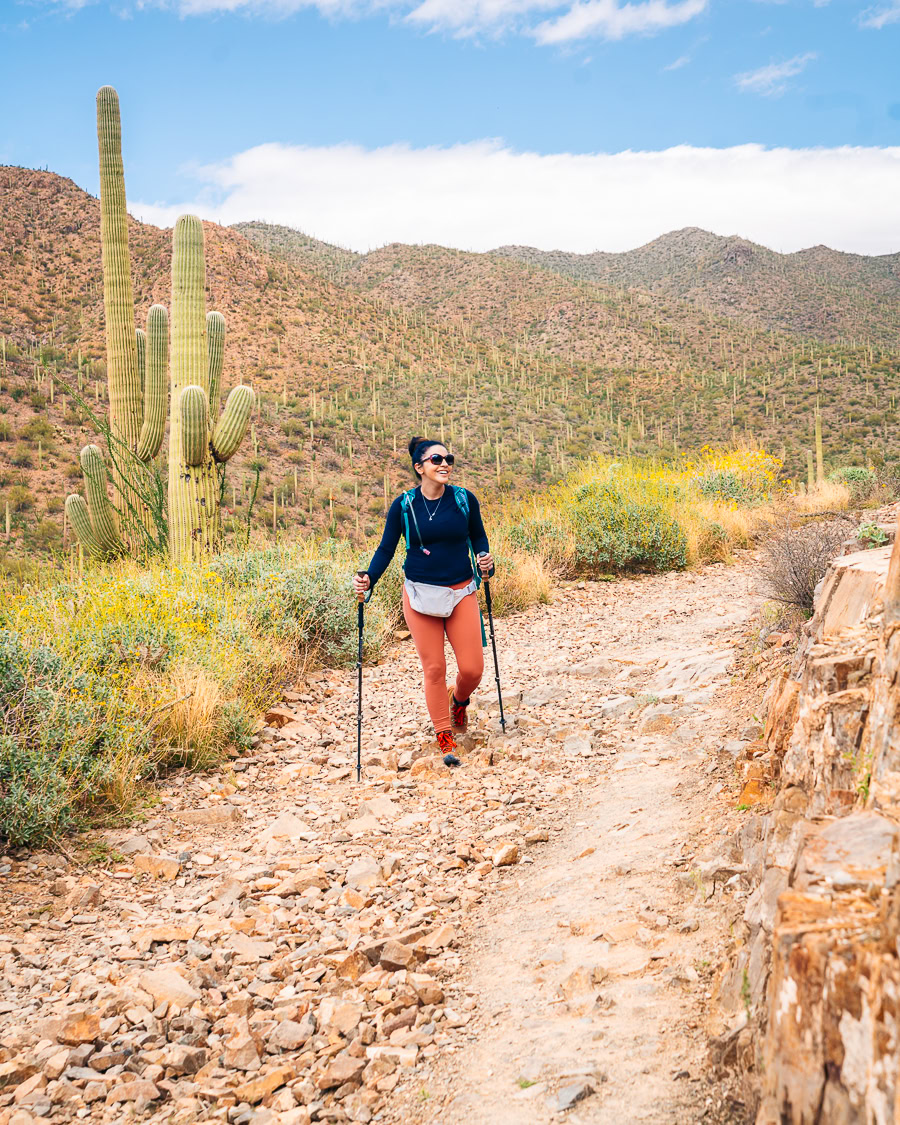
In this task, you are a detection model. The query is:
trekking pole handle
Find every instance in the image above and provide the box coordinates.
[476,551,491,581]
[356,570,367,604]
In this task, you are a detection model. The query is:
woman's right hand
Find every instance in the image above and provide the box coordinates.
[353,572,371,597]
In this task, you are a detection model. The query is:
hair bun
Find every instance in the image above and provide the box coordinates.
[408,436,426,457]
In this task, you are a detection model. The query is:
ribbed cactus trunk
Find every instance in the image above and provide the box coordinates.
[97,87,142,452]
[815,407,825,484]
[168,217,254,564]
[169,216,219,563]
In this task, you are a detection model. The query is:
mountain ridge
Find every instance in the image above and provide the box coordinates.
[491,227,900,342]
[1,166,898,561]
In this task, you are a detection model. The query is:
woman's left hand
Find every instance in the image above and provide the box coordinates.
[477,552,494,576]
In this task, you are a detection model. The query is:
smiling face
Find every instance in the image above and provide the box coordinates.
[416,444,453,487]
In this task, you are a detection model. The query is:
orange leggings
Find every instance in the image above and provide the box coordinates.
[403,580,484,734]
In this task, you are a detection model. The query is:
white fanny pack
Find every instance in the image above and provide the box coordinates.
[404,578,476,618]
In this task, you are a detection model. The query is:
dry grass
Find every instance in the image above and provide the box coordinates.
[151,665,225,770]
[793,479,852,514]
[485,537,552,615]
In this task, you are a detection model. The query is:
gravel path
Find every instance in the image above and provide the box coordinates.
[0,561,761,1125]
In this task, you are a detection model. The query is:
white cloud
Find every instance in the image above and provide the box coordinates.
[663,51,691,68]
[859,1,900,27]
[533,0,705,43]
[404,0,559,35]
[53,0,708,40]
[129,139,900,256]
[734,51,816,96]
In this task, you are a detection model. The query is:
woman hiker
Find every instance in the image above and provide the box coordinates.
[352,437,494,766]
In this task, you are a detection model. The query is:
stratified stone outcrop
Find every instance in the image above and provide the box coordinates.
[721,529,900,1123]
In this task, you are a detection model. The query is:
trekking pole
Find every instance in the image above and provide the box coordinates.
[355,572,365,783]
[478,554,506,733]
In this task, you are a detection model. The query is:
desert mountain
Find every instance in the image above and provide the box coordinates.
[492,227,900,344]
[0,167,898,560]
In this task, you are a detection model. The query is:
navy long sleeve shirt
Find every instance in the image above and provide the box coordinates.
[365,487,490,590]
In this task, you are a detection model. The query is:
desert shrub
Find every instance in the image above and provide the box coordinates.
[570,482,687,573]
[698,470,755,505]
[761,518,855,611]
[505,515,571,565]
[0,629,151,845]
[211,542,397,665]
[0,421,12,442]
[10,444,32,468]
[6,485,33,511]
[857,521,889,548]
[20,418,53,444]
[829,466,878,504]
[27,520,62,551]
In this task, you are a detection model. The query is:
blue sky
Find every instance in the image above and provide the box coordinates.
[2,0,899,253]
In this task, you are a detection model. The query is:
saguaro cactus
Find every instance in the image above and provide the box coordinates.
[66,87,168,558]
[168,215,253,563]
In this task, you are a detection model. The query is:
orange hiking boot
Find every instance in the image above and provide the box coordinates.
[436,730,460,767]
[448,686,469,734]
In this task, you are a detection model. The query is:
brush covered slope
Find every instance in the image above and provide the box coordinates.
[240,220,900,481]
[1,166,899,563]
[492,227,900,345]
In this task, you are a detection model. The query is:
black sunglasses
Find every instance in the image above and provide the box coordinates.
[423,453,455,466]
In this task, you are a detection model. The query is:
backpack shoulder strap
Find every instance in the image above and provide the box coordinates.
[400,488,420,552]
[452,486,483,591]
[451,485,470,519]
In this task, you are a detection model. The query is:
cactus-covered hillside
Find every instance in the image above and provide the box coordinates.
[1,164,899,563]
[242,220,900,480]
[492,228,900,345]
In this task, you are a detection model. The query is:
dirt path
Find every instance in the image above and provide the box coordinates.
[394,562,761,1124]
[0,561,761,1125]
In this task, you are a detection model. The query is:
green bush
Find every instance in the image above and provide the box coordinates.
[211,546,395,666]
[697,469,755,505]
[20,418,53,444]
[569,483,688,573]
[0,629,150,845]
[829,466,877,504]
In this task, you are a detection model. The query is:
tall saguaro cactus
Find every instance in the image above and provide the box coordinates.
[67,86,252,564]
[66,87,168,558]
[168,215,253,564]
[96,85,142,451]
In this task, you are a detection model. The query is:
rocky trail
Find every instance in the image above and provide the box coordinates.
[1,560,766,1125]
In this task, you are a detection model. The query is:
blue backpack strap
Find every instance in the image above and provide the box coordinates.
[452,486,482,591]
[400,488,416,551]
[453,487,488,647]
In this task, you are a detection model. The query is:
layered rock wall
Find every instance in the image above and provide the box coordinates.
[725,536,900,1123]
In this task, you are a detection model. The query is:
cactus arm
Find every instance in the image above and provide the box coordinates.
[65,494,103,559]
[135,304,168,462]
[79,444,124,557]
[96,86,142,448]
[207,311,225,419]
[180,385,209,467]
[211,385,254,463]
[135,328,146,395]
